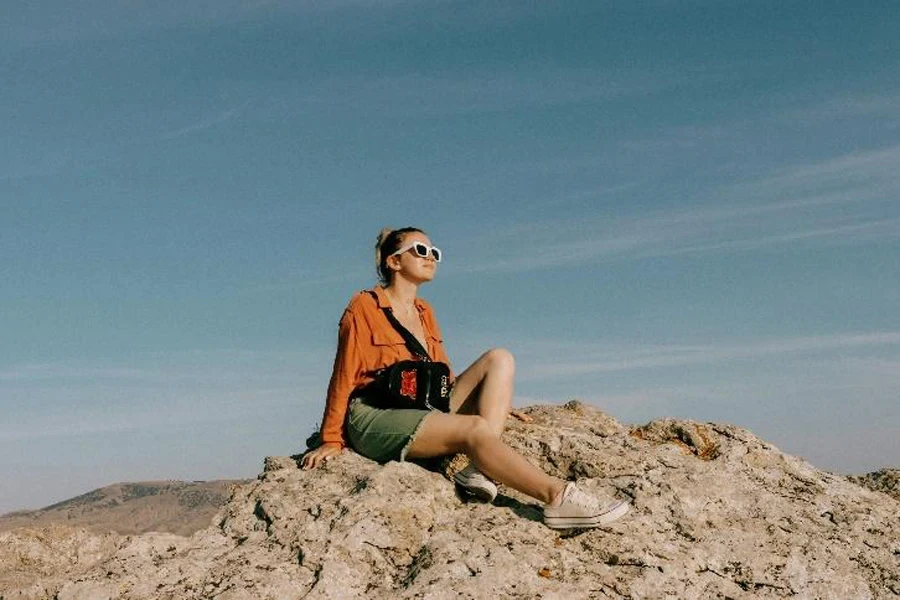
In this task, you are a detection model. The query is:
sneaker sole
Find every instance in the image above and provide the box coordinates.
[454,475,498,503]
[543,501,630,529]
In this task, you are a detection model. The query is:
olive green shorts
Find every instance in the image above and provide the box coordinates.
[346,397,433,463]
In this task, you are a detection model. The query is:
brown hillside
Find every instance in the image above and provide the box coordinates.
[0,480,249,536]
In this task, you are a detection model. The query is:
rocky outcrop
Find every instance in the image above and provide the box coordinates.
[1,402,897,599]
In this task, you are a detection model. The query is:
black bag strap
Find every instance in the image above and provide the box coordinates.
[381,307,432,361]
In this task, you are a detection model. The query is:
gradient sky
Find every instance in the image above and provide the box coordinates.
[2,1,899,513]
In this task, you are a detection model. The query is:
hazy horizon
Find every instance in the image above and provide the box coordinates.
[3,0,899,513]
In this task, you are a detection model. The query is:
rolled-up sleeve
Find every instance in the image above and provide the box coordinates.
[319,308,363,446]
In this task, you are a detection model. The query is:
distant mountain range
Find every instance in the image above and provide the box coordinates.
[0,479,251,536]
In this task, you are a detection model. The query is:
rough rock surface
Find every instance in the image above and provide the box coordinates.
[851,469,900,503]
[1,402,897,599]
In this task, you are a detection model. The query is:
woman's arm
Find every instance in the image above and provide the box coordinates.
[302,305,366,470]
[318,307,365,447]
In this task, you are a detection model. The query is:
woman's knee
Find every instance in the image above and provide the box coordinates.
[462,415,494,451]
[484,347,515,375]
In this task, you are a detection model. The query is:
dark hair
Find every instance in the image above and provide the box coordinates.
[375,227,425,285]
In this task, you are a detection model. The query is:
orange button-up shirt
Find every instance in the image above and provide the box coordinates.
[319,286,453,447]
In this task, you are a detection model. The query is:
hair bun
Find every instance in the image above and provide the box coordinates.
[376,227,394,247]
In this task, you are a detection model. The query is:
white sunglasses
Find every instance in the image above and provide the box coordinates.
[390,241,442,262]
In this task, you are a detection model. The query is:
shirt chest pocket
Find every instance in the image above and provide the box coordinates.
[370,330,409,364]
[371,330,406,347]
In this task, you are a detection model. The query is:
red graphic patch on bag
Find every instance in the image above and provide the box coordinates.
[400,370,417,399]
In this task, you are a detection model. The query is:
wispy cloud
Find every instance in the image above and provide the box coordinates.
[516,331,900,381]
[287,69,692,119]
[452,144,900,274]
[651,217,900,258]
[0,364,147,382]
[0,386,308,443]
[0,348,331,444]
[518,381,733,410]
[727,144,900,198]
[777,93,900,125]
[630,92,900,153]
[5,2,287,46]
[0,348,324,385]
[157,104,248,141]
[842,356,900,373]
[235,266,372,295]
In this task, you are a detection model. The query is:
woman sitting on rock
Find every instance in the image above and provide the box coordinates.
[301,227,628,529]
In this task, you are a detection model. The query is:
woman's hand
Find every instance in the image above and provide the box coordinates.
[509,409,534,423]
[300,442,344,470]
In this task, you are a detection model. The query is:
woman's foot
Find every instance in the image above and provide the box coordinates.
[453,463,498,503]
[543,482,629,529]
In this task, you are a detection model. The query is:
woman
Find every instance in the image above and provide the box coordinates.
[301,227,628,529]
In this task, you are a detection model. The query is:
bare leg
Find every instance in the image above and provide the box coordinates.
[406,412,565,504]
[450,348,515,437]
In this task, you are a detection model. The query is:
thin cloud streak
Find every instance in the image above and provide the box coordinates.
[456,214,899,274]
[289,70,690,118]
[0,383,320,443]
[776,93,900,124]
[0,364,147,382]
[518,332,900,381]
[578,382,737,410]
[454,144,900,274]
[0,350,329,445]
[237,266,370,295]
[645,217,900,259]
[0,348,326,385]
[157,105,247,141]
[4,2,294,46]
[733,145,900,196]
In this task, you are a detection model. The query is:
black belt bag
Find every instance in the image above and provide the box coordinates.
[370,305,452,413]
[374,359,451,412]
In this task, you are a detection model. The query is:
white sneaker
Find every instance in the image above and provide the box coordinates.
[453,463,498,503]
[543,482,629,529]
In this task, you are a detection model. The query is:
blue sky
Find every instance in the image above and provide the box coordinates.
[2,1,899,512]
